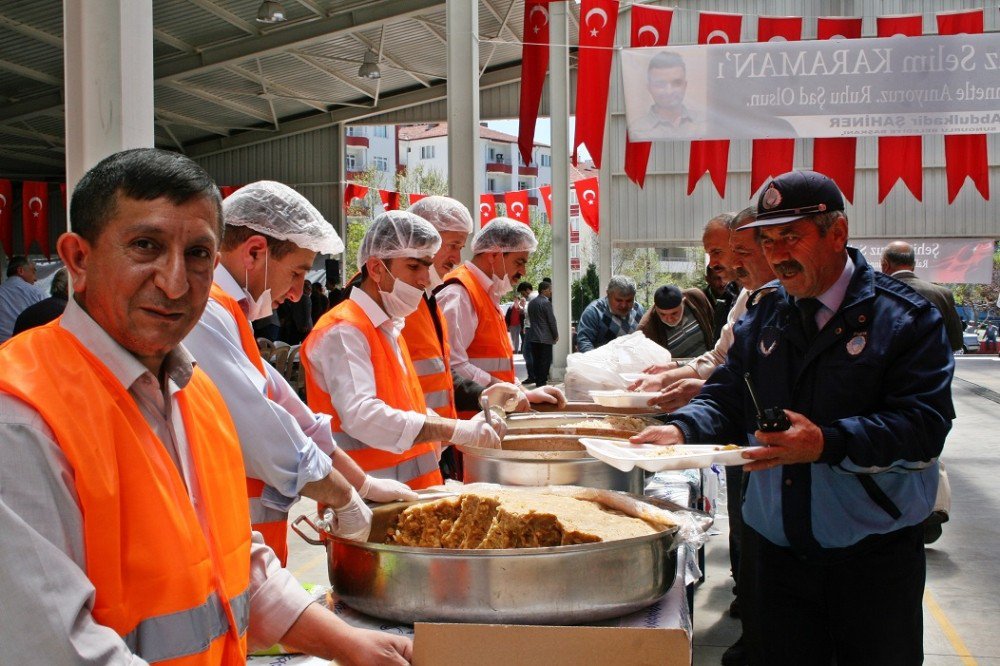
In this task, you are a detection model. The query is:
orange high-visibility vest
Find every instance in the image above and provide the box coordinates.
[442,264,516,384]
[209,283,289,566]
[401,295,457,419]
[0,322,251,665]
[302,298,442,490]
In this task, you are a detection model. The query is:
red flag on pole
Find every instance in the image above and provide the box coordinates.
[876,14,923,203]
[479,194,497,227]
[623,4,673,188]
[378,190,400,211]
[518,0,551,167]
[573,177,600,234]
[504,190,531,225]
[407,193,427,207]
[21,181,50,258]
[573,0,618,168]
[219,185,239,199]
[749,16,802,196]
[59,182,67,209]
[538,184,553,222]
[688,12,742,197]
[812,17,862,203]
[0,179,12,257]
[343,183,369,209]
[937,9,989,203]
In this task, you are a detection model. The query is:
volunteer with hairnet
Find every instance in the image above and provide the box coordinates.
[184,181,416,564]
[437,217,566,411]
[406,197,525,420]
[302,211,503,489]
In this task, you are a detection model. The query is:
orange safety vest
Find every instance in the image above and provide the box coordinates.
[442,264,516,385]
[302,298,443,490]
[0,322,250,665]
[209,283,289,566]
[401,295,457,419]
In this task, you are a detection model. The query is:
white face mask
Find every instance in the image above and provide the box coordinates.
[243,252,273,321]
[379,261,425,319]
[489,253,514,301]
[426,264,444,296]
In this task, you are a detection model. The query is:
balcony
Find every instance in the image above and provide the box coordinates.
[346,170,365,181]
[346,136,369,148]
[570,258,581,270]
[486,159,512,174]
[519,166,538,176]
[528,196,538,206]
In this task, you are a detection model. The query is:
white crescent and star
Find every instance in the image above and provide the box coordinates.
[28,196,43,218]
[636,25,661,46]
[585,7,608,38]
[582,189,597,204]
[511,201,525,215]
[0,193,7,208]
[480,203,491,215]
[706,29,731,44]
[529,4,549,34]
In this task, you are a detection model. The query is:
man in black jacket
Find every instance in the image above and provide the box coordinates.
[881,241,963,352]
[526,280,557,386]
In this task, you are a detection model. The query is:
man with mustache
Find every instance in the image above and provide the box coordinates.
[632,170,954,665]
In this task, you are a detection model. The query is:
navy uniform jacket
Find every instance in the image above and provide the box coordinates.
[668,249,955,551]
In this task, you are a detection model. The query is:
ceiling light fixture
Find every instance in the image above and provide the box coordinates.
[256,1,287,23]
[357,49,381,80]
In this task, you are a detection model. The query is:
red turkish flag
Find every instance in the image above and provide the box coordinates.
[378,190,400,211]
[938,9,989,203]
[518,0,551,167]
[21,181,50,258]
[504,190,530,225]
[573,177,600,234]
[573,0,618,168]
[749,16,802,197]
[0,179,12,257]
[407,193,427,207]
[812,17,862,203]
[479,194,497,227]
[219,185,239,199]
[623,4,673,188]
[538,184,553,222]
[876,15,923,203]
[688,12,742,197]
[59,182,67,209]
[343,183,369,209]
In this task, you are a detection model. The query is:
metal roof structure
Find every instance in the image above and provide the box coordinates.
[0,0,581,179]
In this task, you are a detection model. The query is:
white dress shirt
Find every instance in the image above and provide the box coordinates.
[182,266,334,511]
[436,261,499,387]
[0,274,45,341]
[306,287,425,454]
[0,297,313,664]
[688,288,749,380]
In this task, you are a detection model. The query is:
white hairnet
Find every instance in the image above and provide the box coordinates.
[223,181,344,256]
[406,195,474,234]
[471,217,538,255]
[357,210,442,267]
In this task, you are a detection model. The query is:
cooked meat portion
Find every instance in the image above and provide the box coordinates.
[386,489,658,549]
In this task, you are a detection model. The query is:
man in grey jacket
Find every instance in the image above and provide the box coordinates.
[526,280,558,385]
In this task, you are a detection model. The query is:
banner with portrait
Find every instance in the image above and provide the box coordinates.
[621,32,1000,141]
[854,239,995,284]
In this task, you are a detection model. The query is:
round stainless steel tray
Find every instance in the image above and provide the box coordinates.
[293,492,685,625]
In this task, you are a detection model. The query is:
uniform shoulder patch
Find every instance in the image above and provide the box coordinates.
[748,281,781,309]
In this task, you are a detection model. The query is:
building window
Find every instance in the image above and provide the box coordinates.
[346,126,365,137]
[374,125,388,138]
[345,153,358,170]
[518,181,528,190]
[373,156,389,171]
[540,154,551,167]
[488,178,497,192]
[420,145,435,159]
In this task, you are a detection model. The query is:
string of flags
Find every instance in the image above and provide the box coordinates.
[0,179,68,259]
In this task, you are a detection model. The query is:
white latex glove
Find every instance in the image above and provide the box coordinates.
[524,385,567,408]
[482,382,525,412]
[325,488,373,541]
[450,413,503,449]
[359,475,419,503]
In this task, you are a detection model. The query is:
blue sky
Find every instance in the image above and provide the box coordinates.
[486,117,593,163]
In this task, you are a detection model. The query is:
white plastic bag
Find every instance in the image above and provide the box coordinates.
[564,331,672,401]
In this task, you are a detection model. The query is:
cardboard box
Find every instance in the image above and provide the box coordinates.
[413,623,690,666]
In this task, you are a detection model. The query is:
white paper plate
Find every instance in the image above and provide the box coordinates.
[589,389,660,408]
[619,372,645,383]
[579,438,753,472]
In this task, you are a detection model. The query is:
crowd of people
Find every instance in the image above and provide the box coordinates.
[0,151,964,665]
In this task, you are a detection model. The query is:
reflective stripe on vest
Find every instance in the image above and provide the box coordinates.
[122,589,250,663]
[423,389,452,409]
[302,299,443,489]
[209,283,289,562]
[401,296,457,419]
[442,264,516,384]
[368,450,442,488]
[411,356,447,376]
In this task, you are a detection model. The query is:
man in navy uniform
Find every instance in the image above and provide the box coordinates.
[632,170,954,665]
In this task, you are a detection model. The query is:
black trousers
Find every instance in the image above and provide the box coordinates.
[725,465,744,588]
[741,524,925,666]
[529,342,554,386]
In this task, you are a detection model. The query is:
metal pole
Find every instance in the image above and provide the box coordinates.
[549,1,571,380]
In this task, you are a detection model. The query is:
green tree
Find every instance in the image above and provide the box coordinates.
[571,262,600,320]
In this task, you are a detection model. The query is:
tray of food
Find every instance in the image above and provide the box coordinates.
[502,413,658,439]
[579,438,751,472]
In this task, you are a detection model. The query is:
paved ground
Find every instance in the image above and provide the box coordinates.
[284,354,1000,665]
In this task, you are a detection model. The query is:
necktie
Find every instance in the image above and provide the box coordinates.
[797,297,821,341]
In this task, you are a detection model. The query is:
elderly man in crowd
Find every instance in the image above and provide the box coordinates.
[632,170,954,664]
[702,213,741,342]
[437,217,565,412]
[576,275,645,353]
[302,211,505,490]
[184,181,417,565]
[0,148,411,664]
[0,256,46,341]
[637,283,714,359]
